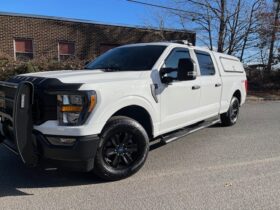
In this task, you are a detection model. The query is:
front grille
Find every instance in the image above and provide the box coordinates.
[0,84,16,118]
[7,76,58,125]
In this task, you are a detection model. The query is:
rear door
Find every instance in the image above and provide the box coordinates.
[195,50,222,118]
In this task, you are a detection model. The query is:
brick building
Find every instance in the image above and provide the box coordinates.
[0,12,196,61]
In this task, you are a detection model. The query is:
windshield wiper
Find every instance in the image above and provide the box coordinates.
[84,66,122,71]
[100,66,122,72]
[102,69,120,72]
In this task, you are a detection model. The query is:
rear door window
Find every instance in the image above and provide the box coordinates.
[195,51,215,76]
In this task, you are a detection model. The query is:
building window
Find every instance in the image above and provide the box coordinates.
[14,39,34,61]
[58,42,75,61]
[100,44,120,55]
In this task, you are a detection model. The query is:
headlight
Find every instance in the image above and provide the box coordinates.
[57,91,96,126]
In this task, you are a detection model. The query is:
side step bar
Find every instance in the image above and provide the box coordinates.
[161,116,221,144]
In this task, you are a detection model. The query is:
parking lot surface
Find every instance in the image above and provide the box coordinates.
[0,101,280,210]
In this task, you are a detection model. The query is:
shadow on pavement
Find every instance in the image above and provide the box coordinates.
[149,140,165,151]
[0,123,224,198]
[0,146,104,198]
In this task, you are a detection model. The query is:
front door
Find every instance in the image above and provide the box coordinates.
[159,48,201,134]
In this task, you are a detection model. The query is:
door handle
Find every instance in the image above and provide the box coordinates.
[215,83,222,87]
[192,85,201,90]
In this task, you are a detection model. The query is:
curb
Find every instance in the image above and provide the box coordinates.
[246,97,280,102]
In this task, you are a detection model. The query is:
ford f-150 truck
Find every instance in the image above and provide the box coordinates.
[0,41,247,180]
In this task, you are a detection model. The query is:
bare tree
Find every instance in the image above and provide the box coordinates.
[239,0,263,61]
[168,0,265,58]
[134,0,266,64]
[255,0,280,71]
[142,10,171,40]
[267,0,280,72]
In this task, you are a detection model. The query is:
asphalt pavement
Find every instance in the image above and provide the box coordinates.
[0,101,280,210]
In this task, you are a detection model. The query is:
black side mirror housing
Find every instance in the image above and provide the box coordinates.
[160,58,196,84]
[177,58,196,81]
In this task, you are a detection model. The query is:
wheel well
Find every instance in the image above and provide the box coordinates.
[112,105,153,138]
[233,90,241,103]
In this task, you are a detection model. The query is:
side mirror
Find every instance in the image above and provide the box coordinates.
[177,58,196,81]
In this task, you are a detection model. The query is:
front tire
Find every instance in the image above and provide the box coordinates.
[94,116,149,181]
[220,96,240,126]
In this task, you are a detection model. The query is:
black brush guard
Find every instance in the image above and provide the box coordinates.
[0,81,38,167]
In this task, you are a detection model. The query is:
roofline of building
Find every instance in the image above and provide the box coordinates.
[0,11,196,34]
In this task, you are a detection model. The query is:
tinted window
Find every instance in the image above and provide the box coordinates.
[86,45,166,71]
[164,49,190,79]
[196,52,215,76]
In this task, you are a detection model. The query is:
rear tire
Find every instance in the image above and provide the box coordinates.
[93,116,149,181]
[220,96,240,126]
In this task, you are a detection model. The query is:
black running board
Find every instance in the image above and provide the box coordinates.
[161,116,220,144]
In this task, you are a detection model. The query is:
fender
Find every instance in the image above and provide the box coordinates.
[221,85,242,114]
[89,95,160,136]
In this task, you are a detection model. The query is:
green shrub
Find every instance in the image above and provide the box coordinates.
[0,51,86,81]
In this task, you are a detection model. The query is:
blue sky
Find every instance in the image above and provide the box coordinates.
[1,0,158,27]
[0,0,265,63]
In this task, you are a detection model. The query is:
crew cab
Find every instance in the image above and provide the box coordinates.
[0,41,247,180]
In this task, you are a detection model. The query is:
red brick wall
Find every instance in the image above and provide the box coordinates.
[0,14,196,60]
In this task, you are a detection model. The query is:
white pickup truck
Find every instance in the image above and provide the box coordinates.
[0,41,247,180]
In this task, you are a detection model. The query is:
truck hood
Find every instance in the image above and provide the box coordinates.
[21,70,144,84]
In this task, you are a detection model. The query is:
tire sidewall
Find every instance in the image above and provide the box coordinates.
[229,97,240,125]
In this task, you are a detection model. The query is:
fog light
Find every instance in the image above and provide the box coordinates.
[47,136,76,146]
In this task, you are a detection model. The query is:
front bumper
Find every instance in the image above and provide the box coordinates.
[1,132,100,172]
[36,133,100,172]
[0,79,100,172]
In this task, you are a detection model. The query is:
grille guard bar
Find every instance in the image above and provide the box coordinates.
[0,81,38,167]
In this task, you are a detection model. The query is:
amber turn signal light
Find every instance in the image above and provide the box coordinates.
[88,95,96,112]
[61,105,83,112]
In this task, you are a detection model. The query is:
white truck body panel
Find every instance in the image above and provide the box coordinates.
[211,52,247,113]
[22,42,247,138]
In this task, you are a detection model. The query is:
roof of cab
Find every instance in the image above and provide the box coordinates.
[117,42,241,61]
[120,41,211,51]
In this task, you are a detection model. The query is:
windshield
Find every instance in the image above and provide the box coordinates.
[85,45,167,71]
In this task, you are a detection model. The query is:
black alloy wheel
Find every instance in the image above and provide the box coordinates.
[102,131,140,169]
[94,116,149,181]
